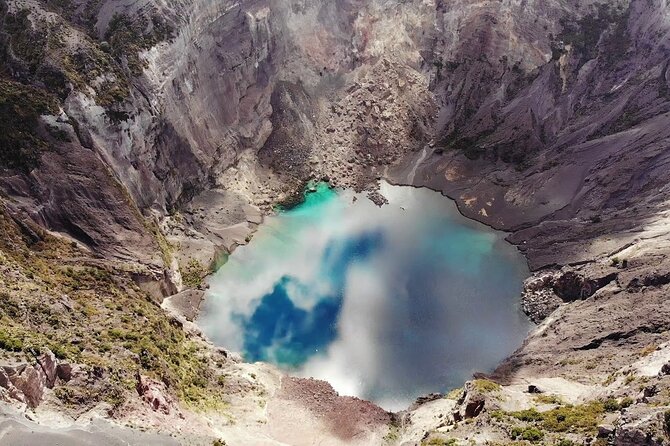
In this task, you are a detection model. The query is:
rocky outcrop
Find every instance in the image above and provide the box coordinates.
[614,406,669,446]
[455,390,485,420]
[520,272,564,323]
[0,350,71,408]
[136,374,177,415]
[521,269,618,323]
[410,0,670,269]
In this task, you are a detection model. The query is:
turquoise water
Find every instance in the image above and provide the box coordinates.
[198,182,530,410]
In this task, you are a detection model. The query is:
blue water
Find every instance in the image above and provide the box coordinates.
[198,182,530,410]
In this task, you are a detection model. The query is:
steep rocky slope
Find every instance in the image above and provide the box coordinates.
[0,0,669,444]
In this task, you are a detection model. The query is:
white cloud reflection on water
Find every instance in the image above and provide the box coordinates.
[198,182,531,411]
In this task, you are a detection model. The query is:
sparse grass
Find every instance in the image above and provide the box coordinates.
[421,438,457,446]
[559,358,582,366]
[180,258,207,288]
[603,373,618,386]
[534,394,565,405]
[145,219,173,266]
[624,373,636,385]
[445,387,464,400]
[383,425,400,443]
[473,379,501,393]
[209,250,229,272]
[490,410,506,421]
[640,345,657,357]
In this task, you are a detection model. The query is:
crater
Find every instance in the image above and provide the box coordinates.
[198,182,530,410]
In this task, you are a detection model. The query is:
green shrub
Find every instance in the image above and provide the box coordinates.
[620,397,634,409]
[0,329,24,351]
[104,13,174,76]
[603,398,620,412]
[511,426,544,442]
[510,408,544,422]
[3,9,46,71]
[0,206,228,413]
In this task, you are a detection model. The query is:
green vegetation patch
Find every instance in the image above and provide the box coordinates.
[473,379,501,393]
[510,426,544,442]
[0,204,228,411]
[445,387,464,400]
[61,47,130,107]
[602,397,633,412]
[2,9,47,72]
[508,401,605,433]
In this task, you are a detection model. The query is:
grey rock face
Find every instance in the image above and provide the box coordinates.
[0,0,437,268]
[614,406,669,446]
[414,0,670,269]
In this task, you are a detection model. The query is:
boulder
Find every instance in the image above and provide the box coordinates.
[464,397,485,418]
[36,350,58,388]
[56,363,73,382]
[598,424,615,438]
[553,272,594,301]
[136,374,175,414]
[0,368,25,404]
[9,365,46,408]
[454,381,488,420]
[0,349,70,408]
